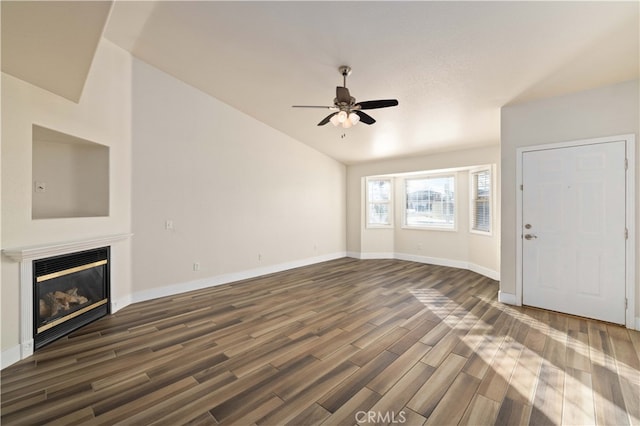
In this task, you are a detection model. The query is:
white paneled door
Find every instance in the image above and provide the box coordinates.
[522,141,627,324]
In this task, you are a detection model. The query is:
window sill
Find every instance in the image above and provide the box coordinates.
[401,225,457,232]
[470,229,492,236]
[365,225,394,230]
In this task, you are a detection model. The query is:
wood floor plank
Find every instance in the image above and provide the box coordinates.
[184,411,218,426]
[368,361,435,418]
[401,408,427,426]
[319,387,380,426]
[285,402,331,426]
[257,361,360,425]
[477,338,521,403]
[459,394,500,426]
[503,346,543,406]
[349,327,409,367]
[589,322,631,426]
[561,367,595,426]
[93,376,204,424]
[529,362,564,425]
[269,330,335,368]
[366,341,432,395]
[565,329,591,372]
[1,258,638,425]
[126,364,278,425]
[209,355,318,422]
[46,406,95,426]
[271,345,359,402]
[591,363,631,426]
[389,318,439,355]
[318,350,398,413]
[462,311,514,380]
[424,372,480,425]
[406,353,468,418]
[495,396,532,426]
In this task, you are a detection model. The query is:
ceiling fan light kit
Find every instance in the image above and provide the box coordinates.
[292,66,398,129]
[330,110,360,128]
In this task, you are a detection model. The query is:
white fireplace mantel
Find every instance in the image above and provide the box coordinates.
[3,233,132,262]
[3,233,132,361]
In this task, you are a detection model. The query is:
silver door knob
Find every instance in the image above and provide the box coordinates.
[524,234,537,240]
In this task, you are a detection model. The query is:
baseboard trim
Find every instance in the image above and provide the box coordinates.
[468,263,500,281]
[111,294,132,314]
[498,291,518,306]
[2,345,22,370]
[357,252,396,260]
[394,252,467,270]
[348,251,501,281]
[131,252,347,305]
[389,252,500,281]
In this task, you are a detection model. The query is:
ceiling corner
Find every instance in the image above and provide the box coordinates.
[1,1,113,103]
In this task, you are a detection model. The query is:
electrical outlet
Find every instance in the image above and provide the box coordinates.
[165,220,174,230]
[34,181,46,193]
[193,262,200,271]
[258,253,262,262]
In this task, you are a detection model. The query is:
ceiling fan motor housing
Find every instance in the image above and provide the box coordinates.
[333,96,357,110]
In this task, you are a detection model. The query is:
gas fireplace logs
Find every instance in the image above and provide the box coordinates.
[39,288,89,318]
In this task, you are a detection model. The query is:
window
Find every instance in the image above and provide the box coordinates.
[471,168,491,233]
[366,178,393,227]
[404,175,455,229]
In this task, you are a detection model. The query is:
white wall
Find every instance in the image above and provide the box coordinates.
[1,40,133,356]
[130,59,346,299]
[501,79,639,316]
[347,145,500,278]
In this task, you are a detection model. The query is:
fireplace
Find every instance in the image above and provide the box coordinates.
[33,247,110,349]
[2,233,129,365]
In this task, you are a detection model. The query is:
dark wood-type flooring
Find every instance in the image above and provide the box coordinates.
[2,258,639,425]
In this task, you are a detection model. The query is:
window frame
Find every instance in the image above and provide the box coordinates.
[402,173,457,231]
[469,166,493,235]
[365,177,394,229]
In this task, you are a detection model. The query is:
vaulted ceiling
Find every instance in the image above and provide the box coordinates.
[1,1,112,103]
[3,1,638,164]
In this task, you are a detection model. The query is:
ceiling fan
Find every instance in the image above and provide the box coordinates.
[292,66,399,128]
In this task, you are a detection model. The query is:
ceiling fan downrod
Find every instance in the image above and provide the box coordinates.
[339,65,351,88]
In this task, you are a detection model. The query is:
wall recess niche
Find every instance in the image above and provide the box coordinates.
[32,125,109,219]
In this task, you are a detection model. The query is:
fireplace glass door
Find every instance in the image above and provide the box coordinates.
[34,247,110,349]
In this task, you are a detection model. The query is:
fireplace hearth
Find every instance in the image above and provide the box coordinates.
[33,247,110,349]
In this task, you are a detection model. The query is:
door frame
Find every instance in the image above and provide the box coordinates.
[515,134,636,329]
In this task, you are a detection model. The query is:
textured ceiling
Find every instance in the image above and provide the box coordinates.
[4,1,638,164]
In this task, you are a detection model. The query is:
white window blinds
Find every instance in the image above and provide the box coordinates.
[367,178,392,227]
[471,169,491,233]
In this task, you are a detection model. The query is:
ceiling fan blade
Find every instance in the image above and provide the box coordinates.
[355,110,376,125]
[356,99,399,110]
[318,112,338,126]
[336,86,351,104]
[292,105,334,109]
